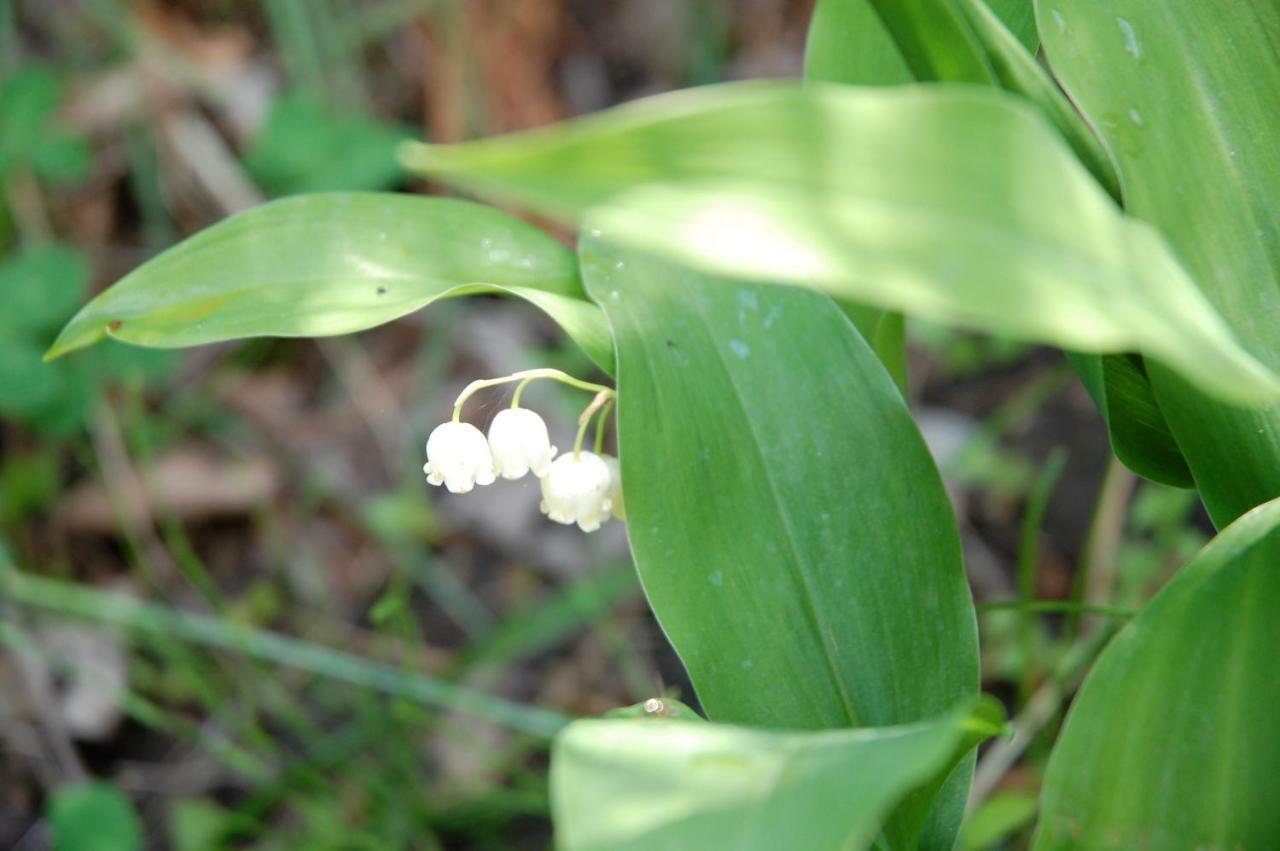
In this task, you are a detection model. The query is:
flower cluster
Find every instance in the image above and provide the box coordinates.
[423,368,623,533]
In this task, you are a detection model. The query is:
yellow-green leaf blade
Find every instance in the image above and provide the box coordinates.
[46,192,614,373]
[552,700,1004,851]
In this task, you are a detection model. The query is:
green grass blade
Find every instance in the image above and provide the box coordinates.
[0,566,570,738]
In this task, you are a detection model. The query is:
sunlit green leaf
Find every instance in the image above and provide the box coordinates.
[552,699,1003,851]
[46,193,614,373]
[1034,497,1280,849]
[1039,0,1280,525]
[583,240,980,850]
[402,81,1277,406]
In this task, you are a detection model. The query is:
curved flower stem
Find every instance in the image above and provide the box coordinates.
[574,391,612,459]
[451,368,614,422]
[593,399,614,455]
[510,377,535,409]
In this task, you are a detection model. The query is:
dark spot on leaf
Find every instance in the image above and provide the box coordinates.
[376,286,387,295]
[108,320,123,331]
[665,339,676,348]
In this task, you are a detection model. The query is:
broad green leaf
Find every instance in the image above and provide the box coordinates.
[49,782,143,851]
[861,0,1180,481]
[1034,496,1280,849]
[45,193,614,374]
[402,81,1279,406]
[582,240,979,850]
[1038,0,1280,526]
[552,700,1004,851]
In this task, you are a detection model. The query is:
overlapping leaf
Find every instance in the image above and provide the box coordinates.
[552,700,1003,851]
[582,240,979,849]
[401,81,1278,406]
[1039,0,1280,524]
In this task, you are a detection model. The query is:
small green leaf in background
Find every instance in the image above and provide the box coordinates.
[1033,496,1280,849]
[244,94,413,195]
[0,65,90,184]
[46,193,614,374]
[960,792,1039,851]
[0,243,88,337]
[402,81,1277,407]
[583,240,979,851]
[551,699,1004,851]
[0,245,171,435]
[49,781,143,851]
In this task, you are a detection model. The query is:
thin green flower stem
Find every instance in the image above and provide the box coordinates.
[451,368,614,422]
[510,376,536,409]
[574,391,612,459]
[594,399,614,455]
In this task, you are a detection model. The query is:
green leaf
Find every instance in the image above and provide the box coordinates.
[1034,496,1280,849]
[1038,0,1280,526]
[960,792,1038,851]
[245,94,413,195]
[46,193,614,374]
[1066,351,1193,488]
[804,0,911,393]
[582,240,979,850]
[0,243,89,336]
[401,81,1278,406]
[0,337,67,417]
[805,0,912,87]
[984,0,1038,51]
[552,699,1004,851]
[865,0,994,83]
[949,0,1118,198]
[48,782,143,851]
[0,66,60,174]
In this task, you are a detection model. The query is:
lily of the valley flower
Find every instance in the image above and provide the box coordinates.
[488,408,557,479]
[540,451,613,532]
[424,422,496,493]
[602,454,625,520]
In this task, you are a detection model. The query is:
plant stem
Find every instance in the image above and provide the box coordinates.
[594,399,615,455]
[573,391,612,458]
[452,368,613,422]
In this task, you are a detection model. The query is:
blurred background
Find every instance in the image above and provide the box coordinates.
[0,1,1212,849]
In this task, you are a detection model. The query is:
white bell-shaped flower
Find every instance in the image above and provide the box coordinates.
[602,454,625,520]
[423,421,496,493]
[540,451,613,532]
[487,408,557,479]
